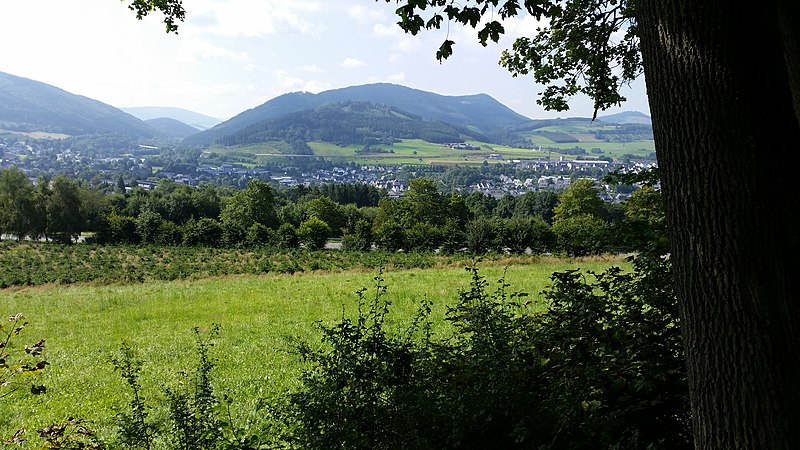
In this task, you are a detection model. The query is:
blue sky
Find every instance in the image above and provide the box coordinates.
[0,0,650,121]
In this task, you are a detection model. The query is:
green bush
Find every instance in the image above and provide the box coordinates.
[286,255,690,449]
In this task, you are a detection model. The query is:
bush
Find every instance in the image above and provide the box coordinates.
[109,326,275,450]
[245,222,274,247]
[0,314,47,399]
[286,255,690,449]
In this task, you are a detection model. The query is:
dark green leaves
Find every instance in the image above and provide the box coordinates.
[126,0,186,33]
[436,39,455,61]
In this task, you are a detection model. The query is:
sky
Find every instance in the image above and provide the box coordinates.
[0,0,650,122]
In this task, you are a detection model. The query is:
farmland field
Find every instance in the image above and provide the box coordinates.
[218,133,655,167]
[1,254,629,441]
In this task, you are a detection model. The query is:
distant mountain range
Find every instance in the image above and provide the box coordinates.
[122,106,222,130]
[144,117,205,139]
[596,110,652,125]
[0,70,651,148]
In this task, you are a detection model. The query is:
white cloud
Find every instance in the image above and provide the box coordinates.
[373,23,400,38]
[281,76,306,88]
[177,39,250,63]
[341,58,368,68]
[387,72,406,82]
[296,64,325,73]
[348,5,384,24]
[185,0,323,38]
[301,80,332,93]
[394,38,421,53]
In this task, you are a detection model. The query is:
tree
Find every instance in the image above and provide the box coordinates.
[133,0,800,445]
[297,216,331,251]
[220,179,279,231]
[621,185,668,254]
[0,167,36,240]
[552,213,608,256]
[370,0,800,446]
[301,196,346,236]
[46,176,84,244]
[551,179,604,224]
[135,209,166,244]
[125,0,185,33]
[514,190,559,224]
[342,219,374,252]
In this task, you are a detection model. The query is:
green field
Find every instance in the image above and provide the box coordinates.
[523,124,656,159]
[224,133,653,167]
[1,256,629,440]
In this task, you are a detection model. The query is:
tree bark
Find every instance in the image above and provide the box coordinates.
[636,1,800,448]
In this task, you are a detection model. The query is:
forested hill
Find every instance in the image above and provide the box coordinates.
[144,117,203,139]
[182,83,531,146]
[0,71,159,138]
[218,101,489,147]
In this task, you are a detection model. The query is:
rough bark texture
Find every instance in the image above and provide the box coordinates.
[636,1,800,448]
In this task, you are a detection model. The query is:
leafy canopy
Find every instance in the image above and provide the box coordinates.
[126,0,185,33]
[380,0,641,117]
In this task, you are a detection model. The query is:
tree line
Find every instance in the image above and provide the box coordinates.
[0,166,665,256]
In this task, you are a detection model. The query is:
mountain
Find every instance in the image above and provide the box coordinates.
[183,83,532,146]
[219,101,490,150]
[596,110,652,125]
[145,117,203,139]
[0,71,159,137]
[122,106,222,130]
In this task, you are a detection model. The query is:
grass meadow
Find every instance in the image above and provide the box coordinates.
[1,255,629,441]
[237,135,655,166]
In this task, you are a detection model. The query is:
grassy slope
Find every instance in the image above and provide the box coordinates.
[524,124,655,159]
[259,132,653,166]
[1,256,628,438]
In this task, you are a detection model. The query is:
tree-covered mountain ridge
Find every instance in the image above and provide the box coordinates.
[0,71,160,138]
[181,82,537,146]
[216,100,495,149]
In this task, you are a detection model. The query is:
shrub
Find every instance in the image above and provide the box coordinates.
[245,222,274,247]
[109,326,274,450]
[286,255,690,449]
[0,314,47,399]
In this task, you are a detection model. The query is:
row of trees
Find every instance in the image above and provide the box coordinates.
[1,166,665,256]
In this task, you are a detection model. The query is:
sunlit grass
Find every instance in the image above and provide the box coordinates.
[0,256,629,438]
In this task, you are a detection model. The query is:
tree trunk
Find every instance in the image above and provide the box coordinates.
[636,1,800,448]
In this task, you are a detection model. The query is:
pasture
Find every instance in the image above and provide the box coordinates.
[1,255,629,441]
